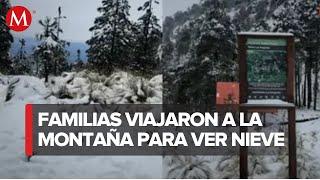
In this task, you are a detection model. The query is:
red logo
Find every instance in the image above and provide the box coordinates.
[6,6,32,32]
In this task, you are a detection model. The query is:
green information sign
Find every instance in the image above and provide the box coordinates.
[238,33,296,179]
[246,38,287,100]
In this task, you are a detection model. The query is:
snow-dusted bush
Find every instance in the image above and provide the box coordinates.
[146,75,162,104]
[215,156,239,178]
[163,130,320,179]
[82,70,162,104]
[48,72,91,99]
[164,156,213,178]
[0,76,50,104]
[276,132,320,178]
[0,76,10,104]
[45,70,162,104]
[0,70,162,105]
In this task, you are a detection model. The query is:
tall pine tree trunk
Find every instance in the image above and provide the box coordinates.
[35,56,39,76]
[44,57,49,83]
[314,61,319,110]
[110,0,120,67]
[303,62,307,107]
[143,0,153,61]
[314,47,319,110]
[295,61,298,105]
[297,61,301,107]
[53,59,57,76]
[307,51,312,109]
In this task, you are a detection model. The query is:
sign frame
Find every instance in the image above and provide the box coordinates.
[238,32,295,103]
[237,32,296,179]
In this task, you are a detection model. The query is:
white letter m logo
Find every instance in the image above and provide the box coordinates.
[10,10,29,26]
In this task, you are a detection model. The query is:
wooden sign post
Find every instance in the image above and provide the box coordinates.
[237,32,296,179]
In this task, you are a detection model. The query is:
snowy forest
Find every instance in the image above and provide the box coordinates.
[0,0,162,104]
[1,0,320,178]
[1,0,320,109]
[0,0,162,77]
[162,0,320,110]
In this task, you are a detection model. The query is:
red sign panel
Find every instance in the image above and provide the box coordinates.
[216,82,239,105]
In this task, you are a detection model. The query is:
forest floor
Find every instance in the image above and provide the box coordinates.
[0,72,320,178]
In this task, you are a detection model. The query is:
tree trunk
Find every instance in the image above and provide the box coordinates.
[110,0,120,65]
[143,0,153,60]
[44,60,49,83]
[314,61,318,110]
[36,57,39,76]
[295,61,299,106]
[314,46,319,110]
[53,59,57,76]
[297,61,301,107]
[307,52,312,109]
[303,62,307,107]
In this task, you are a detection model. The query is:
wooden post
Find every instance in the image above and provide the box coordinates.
[288,107,297,178]
[238,34,249,179]
[238,35,248,104]
[240,110,248,179]
[287,35,297,179]
[287,36,295,103]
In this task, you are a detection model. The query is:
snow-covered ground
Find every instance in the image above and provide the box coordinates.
[0,71,163,178]
[163,111,320,179]
[0,71,320,178]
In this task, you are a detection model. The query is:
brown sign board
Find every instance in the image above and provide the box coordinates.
[237,32,296,179]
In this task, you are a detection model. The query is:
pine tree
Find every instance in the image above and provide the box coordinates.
[252,19,270,32]
[86,0,133,74]
[272,0,306,107]
[165,156,212,178]
[133,0,162,74]
[0,0,14,74]
[276,0,320,109]
[34,17,59,83]
[53,6,69,75]
[301,0,320,110]
[12,38,31,75]
[273,0,320,109]
[164,0,237,106]
[72,49,84,72]
[272,0,303,36]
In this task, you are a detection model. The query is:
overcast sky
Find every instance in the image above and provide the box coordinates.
[11,0,199,42]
